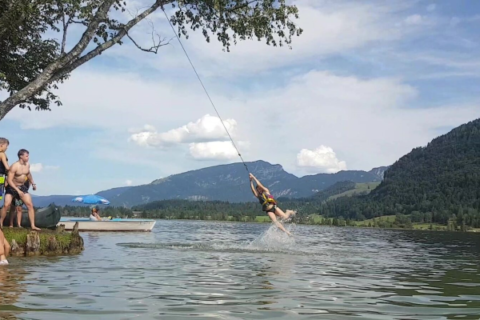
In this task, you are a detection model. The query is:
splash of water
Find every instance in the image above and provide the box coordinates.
[245,221,297,251]
[117,220,301,255]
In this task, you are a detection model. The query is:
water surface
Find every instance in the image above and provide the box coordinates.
[1,220,479,319]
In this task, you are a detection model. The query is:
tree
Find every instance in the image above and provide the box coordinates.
[0,0,302,120]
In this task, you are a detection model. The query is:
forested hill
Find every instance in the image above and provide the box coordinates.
[321,118,480,227]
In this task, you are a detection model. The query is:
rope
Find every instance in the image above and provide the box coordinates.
[162,8,250,174]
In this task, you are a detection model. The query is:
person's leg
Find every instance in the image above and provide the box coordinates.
[273,206,296,221]
[267,211,292,236]
[8,201,18,227]
[0,229,8,264]
[4,236,10,257]
[0,194,13,228]
[19,193,40,231]
[16,202,23,228]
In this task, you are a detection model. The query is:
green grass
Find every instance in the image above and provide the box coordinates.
[353,215,448,231]
[328,182,381,200]
[412,223,446,231]
[3,228,73,254]
[353,215,396,227]
[255,216,271,223]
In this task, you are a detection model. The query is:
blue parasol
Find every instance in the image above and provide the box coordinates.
[71,194,110,205]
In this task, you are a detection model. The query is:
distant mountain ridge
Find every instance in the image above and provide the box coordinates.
[32,160,385,208]
[319,117,480,228]
[368,166,390,179]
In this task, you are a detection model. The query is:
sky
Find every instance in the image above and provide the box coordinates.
[1,0,480,196]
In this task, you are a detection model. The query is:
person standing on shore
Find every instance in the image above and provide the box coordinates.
[3,149,40,231]
[0,138,10,203]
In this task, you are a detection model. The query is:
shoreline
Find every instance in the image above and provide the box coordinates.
[3,222,84,257]
[148,217,480,233]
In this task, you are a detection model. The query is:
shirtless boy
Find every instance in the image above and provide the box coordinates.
[1,149,40,231]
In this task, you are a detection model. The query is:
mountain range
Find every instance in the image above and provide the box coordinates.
[32,162,389,208]
[319,117,480,227]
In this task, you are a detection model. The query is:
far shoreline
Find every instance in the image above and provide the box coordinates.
[147,217,480,233]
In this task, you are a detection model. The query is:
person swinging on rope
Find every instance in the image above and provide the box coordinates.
[249,173,296,236]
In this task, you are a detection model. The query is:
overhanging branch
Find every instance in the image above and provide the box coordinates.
[126,31,169,53]
[49,0,169,83]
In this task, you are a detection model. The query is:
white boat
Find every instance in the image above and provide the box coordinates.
[58,217,156,232]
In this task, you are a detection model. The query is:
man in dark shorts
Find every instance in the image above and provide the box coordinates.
[2,149,40,231]
[7,180,30,228]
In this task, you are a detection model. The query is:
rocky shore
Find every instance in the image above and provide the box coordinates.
[3,222,84,256]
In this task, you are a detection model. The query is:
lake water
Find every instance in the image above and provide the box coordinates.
[1,220,480,320]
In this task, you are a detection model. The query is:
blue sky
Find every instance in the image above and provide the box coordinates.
[1,0,479,196]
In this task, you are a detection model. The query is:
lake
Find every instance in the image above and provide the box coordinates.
[1,220,479,319]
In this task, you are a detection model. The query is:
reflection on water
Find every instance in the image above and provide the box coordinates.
[1,220,480,319]
[0,263,27,319]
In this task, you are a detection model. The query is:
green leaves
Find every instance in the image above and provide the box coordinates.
[1,0,302,115]
[0,0,66,110]
[170,0,303,52]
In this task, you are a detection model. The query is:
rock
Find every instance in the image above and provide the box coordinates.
[69,222,84,254]
[72,221,79,235]
[10,239,21,255]
[48,236,58,251]
[3,227,84,257]
[25,231,41,256]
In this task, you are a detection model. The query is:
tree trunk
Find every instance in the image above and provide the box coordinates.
[0,0,166,121]
[0,0,117,121]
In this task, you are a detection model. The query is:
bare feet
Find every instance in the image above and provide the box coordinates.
[8,225,13,228]
[31,226,41,231]
[287,210,297,218]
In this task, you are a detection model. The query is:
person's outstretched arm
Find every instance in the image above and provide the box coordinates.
[249,174,259,197]
[251,174,270,194]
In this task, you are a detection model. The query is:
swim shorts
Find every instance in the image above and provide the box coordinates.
[6,184,29,199]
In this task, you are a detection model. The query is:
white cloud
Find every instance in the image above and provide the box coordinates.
[45,165,60,170]
[29,163,60,173]
[125,179,133,186]
[128,124,156,134]
[450,17,461,27]
[30,163,43,172]
[296,146,347,173]
[5,65,478,176]
[103,0,420,76]
[129,114,237,147]
[404,14,423,26]
[426,4,436,12]
[189,141,241,160]
[2,0,480,197]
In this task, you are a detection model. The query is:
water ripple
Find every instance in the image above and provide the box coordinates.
[1,221,480,319]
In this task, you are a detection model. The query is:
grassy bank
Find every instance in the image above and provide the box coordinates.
[248,214,461,232]
[328,182,381,201]
[3,226,84,256]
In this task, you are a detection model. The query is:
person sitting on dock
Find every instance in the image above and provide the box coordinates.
[89,205,102,221]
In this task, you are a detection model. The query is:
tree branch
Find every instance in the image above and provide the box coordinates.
[126,32,169,53]
[49,0,169,83]
[70,19,89,26]
[60,14,71,55]
[61,0,117,64]
[0,0,117,120]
